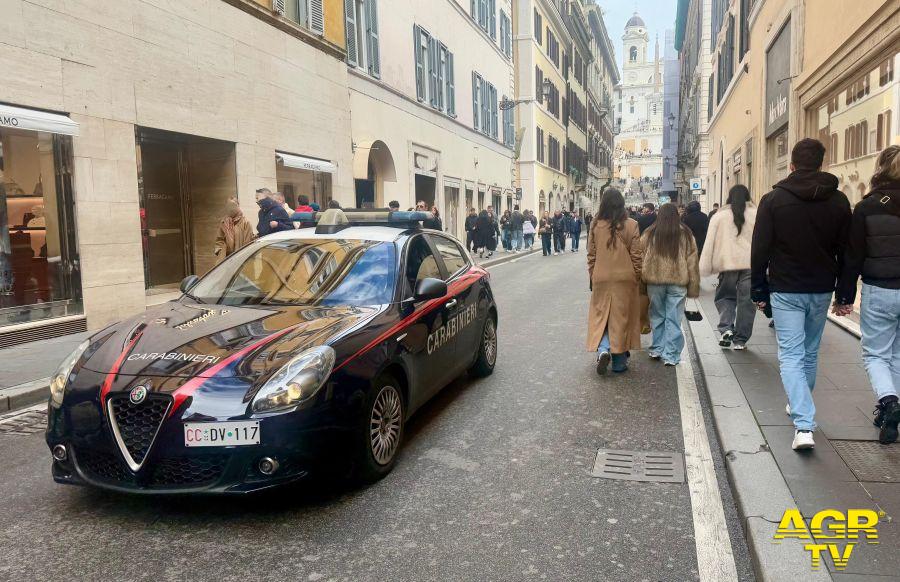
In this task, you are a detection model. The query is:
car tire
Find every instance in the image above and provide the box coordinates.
[352,374,405,483]
[468,314,497,378]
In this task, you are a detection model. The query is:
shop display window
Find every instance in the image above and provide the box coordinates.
[0,128,81,326]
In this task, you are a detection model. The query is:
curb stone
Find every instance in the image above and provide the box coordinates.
[684,300,833,582]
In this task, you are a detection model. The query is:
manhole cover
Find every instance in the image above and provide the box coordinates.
[0,406,47,435]
[833,440,900,483]
[591,449,685,483]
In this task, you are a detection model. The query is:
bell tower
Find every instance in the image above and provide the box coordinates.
[622,12,649,69]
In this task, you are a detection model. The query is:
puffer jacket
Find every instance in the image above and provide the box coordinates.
[699,203,757,276]
[837,180,900,304]
[641,228,700,298]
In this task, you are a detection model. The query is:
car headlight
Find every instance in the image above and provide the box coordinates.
[251,346,335,413]
[50,339,90,407]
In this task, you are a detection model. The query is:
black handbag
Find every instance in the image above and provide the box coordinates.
[684,299,703,321]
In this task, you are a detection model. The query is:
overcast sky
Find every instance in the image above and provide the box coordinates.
[596,0,678,74]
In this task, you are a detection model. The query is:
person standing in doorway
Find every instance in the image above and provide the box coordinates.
[510,205,525,252]
[568,212,583,253]
[465,208,478,252]
[587,188,643,374]
[751,138,852,451]
[256,190,294,236]
[214,199,255,263]
[700,185,757,350]
[641,203,700,366]
[539,211,553,256]
[835,145,900,444]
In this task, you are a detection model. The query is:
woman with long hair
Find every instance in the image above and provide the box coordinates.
[586,188,643,374]
[641,203,700,366]
[214,199,255,263]
[836,145,900,443]
[539,210,553,256]
[699,185,757,349]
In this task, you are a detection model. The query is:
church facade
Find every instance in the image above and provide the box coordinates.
[614,13,664,197]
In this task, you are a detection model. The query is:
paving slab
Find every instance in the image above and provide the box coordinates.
[762,425,859,483]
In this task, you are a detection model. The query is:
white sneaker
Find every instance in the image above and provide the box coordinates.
[719,330,733,348]
[792,430,815,450]
[785,403,791,416]
[732,343,747,351]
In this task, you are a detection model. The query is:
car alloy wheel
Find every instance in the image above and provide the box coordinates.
[370,384,402,466]
[483,317,497,367]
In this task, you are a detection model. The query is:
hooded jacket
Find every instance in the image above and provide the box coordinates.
[837,180,900,304]
[750,170,851,300]
[681,201,709,253]
[257,197,294,236]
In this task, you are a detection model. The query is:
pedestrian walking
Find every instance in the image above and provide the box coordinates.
[510,205,525,252]
[552,210,567,254]
[423,206,443,230]
[587,188,643,374]
[681,200,709,254]
[637,203,657,234]
[500,209,512,252]
[474,209,493,258]
[256,189,294,236]
[708,203,720,219]
[568,212,583,252]
[641,203,700,366]
[835,145,900,444]
[214,200,255,263]
[539,211,553,256]
[465,208,478,252]
[700,185,757,350]
[523,211,536,250]
[487,207,500,256]
[751,138,852,451]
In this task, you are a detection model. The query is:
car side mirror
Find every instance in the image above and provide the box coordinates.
[180,275,199,294]
[414,277,447,301]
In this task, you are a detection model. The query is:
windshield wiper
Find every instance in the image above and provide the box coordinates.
[182,291,206,304]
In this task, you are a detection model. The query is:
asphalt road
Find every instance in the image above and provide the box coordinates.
[0,249,754,582]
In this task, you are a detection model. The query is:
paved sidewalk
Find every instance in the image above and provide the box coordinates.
[691,278,900,580]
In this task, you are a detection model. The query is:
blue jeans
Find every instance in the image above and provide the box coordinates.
[571,231,581,250]
[771,292,832,431]
[647,284,687,364]
[596,330,628,371]
[511,229,524,250]
[860,284,900,401]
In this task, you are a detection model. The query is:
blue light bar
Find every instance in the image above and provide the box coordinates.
[291,209,429,226]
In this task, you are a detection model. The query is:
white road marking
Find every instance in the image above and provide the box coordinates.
[676,333,739,581]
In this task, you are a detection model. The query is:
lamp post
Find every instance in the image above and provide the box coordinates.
[500,79,553,110]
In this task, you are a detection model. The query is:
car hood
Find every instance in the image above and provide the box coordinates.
[81,301,381,379]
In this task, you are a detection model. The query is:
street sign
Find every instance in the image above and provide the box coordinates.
[689,178,703,190]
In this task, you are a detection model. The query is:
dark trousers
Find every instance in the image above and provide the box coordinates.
[541,234,552,255]
[554,232,566,252]
[466,232,474,252]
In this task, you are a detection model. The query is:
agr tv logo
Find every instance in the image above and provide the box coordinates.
[774,509,881,570]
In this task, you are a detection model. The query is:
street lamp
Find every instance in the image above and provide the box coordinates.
[500,79,552,110]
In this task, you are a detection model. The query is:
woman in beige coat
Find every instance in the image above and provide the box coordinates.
[641,203,700,366]
[587,188,643,374]
[214,200,256,263]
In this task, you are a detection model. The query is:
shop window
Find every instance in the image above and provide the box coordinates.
[0,128,81,326]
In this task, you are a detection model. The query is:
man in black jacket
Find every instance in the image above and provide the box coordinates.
[464,208,478,252]
[256,189,294,236]
[681,200,709,253]
[509,205,525,252]
[636,203,657,234]
[551,210,567,254]
[751,138,851,451]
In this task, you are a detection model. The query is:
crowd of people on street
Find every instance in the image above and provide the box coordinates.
[585,138,900,454]
[463,206,589,259]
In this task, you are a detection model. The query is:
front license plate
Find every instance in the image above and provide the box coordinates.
[184,421,260,447]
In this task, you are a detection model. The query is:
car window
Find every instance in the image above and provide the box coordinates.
[189,239,396,306]
[431,236,469,278]
[405,236,442,292]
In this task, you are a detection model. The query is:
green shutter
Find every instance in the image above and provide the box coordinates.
[365,0,380,77]
[345,0,357,66]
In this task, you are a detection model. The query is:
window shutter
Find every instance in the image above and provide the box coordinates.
[308,0,324,35]
[535,67,543,103]
[471,0,476,20]
[436,44,446,111]
[472,72,481,131]
[415,26,425,102]
[428,37,438,107]
[481,78,489,134]
[345,0,357,66]
[365,0,380,77]
[490,85,498,139]
[447,51,456,116]
[489,0,496,40]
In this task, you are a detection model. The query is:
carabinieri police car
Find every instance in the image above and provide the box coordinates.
[46,209,498,493]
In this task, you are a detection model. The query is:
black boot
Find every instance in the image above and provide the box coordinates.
[875,396,900,444]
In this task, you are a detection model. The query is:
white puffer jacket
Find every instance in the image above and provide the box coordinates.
[698,203,757,276]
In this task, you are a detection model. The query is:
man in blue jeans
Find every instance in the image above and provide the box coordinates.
[751,138,852,451]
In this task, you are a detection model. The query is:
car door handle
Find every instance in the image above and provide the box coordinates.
[445,298,458,309]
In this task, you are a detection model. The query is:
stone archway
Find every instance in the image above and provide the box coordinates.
[353,139,396,208]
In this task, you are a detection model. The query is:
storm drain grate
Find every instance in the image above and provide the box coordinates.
[832,440,900,483]
[591,449,685,483]
[0,407,47,435]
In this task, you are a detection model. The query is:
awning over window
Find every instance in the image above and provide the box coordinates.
[0,104,79,136]
[276,151,336,174]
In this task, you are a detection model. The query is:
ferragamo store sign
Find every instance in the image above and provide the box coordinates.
[0,103,79,136]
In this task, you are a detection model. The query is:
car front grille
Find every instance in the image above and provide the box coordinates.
[148,455,228,487]
[108,394,171,466]
[76,448,137,485]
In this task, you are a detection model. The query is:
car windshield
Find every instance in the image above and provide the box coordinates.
[188,238,397,307]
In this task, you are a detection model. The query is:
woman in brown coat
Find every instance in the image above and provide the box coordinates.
[587,188,643,374]
[214,200,255,263]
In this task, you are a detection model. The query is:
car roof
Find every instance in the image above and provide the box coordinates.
[262,226,414,243]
